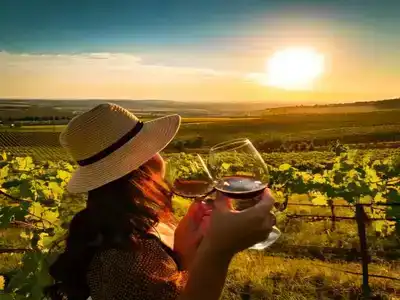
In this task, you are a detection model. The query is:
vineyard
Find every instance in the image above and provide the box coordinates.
[0,149,399,299]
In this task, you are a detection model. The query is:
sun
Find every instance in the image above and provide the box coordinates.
[264,47,325,90]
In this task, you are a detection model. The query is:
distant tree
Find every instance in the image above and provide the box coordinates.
[330,140,348,156]
[173,140,185,152]
[298,142,308,152]
[279,144,289,152]
[309,141,315,151]
[187,136,204,148]
[287,143,296,152]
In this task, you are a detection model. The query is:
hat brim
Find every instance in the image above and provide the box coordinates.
[66,114,181,193]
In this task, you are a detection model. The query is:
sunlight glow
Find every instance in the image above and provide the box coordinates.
[265,47,325,90]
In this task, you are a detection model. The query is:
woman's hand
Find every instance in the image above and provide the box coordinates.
[173,200,212,270]
[175,188,275,270]
[201,188,276,257]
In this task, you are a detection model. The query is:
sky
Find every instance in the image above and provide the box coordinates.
[0,0,399,103]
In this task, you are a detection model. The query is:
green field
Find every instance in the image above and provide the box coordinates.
[2,110,400,155]
[2,117,260,131]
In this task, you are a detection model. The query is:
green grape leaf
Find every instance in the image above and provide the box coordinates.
[42,209,59,224]
[279,163,291,171]
[374,192,386,203]
[20,230,34,241]
[56,170,71,181]
[0,275,4,290]
[313,174,325,184]
[0,165,9,179]
[222,163,231,170]
[311,194,328,206]
[2,179,23,189]
[365,167,380,183]
[374,220,385,233]
[18,179,34,200]
[7,251,52,300]
[0,205,29,228]
[41,227,65,249]
[15,156,35,171]
[359,195,372,204]
[1,151,7,161]
[48,182,64,199]
[28,202,45,218]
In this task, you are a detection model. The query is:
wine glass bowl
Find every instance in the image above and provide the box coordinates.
[164,154,214,199]
[208,138,269,201]
[208,138,281,250]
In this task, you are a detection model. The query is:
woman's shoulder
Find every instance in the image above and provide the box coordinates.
[87,235,185,282]
[89,236,175,272]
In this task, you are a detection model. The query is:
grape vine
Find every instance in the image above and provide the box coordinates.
[0,150,399,299]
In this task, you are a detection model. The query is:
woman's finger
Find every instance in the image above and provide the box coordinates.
[190,226,205,248]
[262,211,276,230]
[235,188,275,226]
[185,201,213,231]
[200,215,211,236]
[254,188,275,211]
[201,198,215,211]
[214,191,234,212]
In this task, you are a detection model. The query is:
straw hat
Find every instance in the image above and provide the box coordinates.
[60,103,181,193]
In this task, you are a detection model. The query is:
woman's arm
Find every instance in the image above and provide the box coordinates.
[178,241,232,300]
[179,189,276,300]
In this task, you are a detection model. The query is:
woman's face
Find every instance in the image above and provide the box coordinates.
[145,153,166,178]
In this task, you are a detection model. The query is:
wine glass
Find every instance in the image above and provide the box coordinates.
[208,138,281,250]
[164,154,214,199]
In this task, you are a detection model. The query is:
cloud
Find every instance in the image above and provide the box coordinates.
[0,51,251,100]
[0,51,236,80]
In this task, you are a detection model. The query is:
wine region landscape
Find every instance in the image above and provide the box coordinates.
[0,98,399,299]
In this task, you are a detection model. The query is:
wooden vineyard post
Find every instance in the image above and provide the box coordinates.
[52,115,56,132]
[329,199,336,231]
[355,204,371,298]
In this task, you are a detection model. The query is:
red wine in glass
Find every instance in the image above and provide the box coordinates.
[172,179,214,199]
[164,154,214,199]
[215,176,267,211]
[215,175,267,199]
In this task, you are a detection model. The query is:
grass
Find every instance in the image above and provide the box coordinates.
[223,252,400,299]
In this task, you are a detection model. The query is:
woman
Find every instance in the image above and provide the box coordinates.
[45,103,276,300]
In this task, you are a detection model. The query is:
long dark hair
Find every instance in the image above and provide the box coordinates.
[44,163,175,299]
